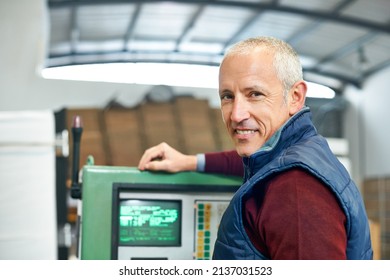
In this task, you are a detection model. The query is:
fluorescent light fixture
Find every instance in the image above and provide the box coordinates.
[41,63,335,99]
[305,82,335,99]
[41,63,219,89]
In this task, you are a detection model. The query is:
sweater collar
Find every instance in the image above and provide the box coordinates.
[242,107,316,179]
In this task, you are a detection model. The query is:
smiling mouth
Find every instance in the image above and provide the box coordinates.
[235,129,257,135]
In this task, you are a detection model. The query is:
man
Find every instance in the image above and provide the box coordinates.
[138,36,372,260]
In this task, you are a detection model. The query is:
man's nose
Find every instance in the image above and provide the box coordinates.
[230,96,250,123]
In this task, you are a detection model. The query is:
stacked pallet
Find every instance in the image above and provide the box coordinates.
[103,109,143,166]
[139,102,180,150]
[211,108,233,151]
[363,177,390,259]
[175,96,218,154]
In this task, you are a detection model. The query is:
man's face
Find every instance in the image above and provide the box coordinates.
[218,48,295,157]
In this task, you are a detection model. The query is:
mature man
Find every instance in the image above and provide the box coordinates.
[138,37,372,260]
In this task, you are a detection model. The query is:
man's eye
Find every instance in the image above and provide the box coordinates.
[251,92,262,97]
[220,94,233,100]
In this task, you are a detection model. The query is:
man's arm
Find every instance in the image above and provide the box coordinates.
[138,142,243,176]
[204,150,244,177]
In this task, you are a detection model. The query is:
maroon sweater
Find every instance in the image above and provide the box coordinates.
[204,150,244,176]
[205,151,347,259]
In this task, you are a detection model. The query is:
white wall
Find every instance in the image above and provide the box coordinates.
[1,0,389,181]
[344,66,390,183]
[360,66,390,178]
[343,85,364,186]
[0,111,57,259]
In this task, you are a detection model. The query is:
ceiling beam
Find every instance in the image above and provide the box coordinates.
[364,57,390,79]
[69,4,79,54]
[315,33,378,67]
[287,0,356,46]
[222,12,264,51]
[123,3,141,51]
[174,4,206,51]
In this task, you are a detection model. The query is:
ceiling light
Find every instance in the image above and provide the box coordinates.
[41,63,335,99]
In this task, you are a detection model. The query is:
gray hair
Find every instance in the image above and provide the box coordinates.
[222,36,303,96]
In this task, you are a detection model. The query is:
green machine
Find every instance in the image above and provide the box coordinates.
[70,116,242,260]
[77,165,241,260]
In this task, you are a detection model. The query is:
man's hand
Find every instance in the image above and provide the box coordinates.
[138,142,197,173]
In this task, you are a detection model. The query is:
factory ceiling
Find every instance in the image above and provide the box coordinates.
[47,0,390,93]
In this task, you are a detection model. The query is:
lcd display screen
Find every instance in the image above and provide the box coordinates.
[118,199,181,246]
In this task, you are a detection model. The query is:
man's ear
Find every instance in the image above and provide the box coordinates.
[288,80,307,116]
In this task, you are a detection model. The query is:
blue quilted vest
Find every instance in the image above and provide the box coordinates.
[213,108,373,260]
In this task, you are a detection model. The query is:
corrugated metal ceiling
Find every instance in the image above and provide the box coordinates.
[47,0,390,92]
